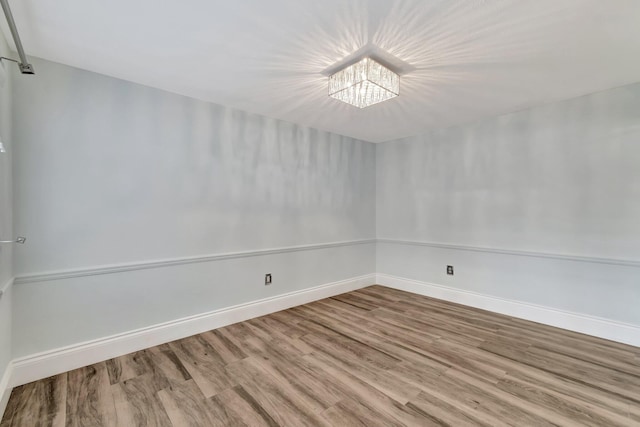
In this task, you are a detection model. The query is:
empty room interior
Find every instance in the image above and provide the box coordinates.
[0,1,640,425]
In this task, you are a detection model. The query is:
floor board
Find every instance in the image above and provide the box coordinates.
[2,285,639,426]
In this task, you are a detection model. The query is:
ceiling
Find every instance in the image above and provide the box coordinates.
[2,0,640,143]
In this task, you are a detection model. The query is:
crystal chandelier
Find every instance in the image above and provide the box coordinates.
[328,57,399,108]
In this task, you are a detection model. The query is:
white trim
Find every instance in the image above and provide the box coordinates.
[0,362,12,421]
[376,273,640,347]
[0,277,12,299]
[377,239,640,268]
[13,239,375,284]
[15,238,638,286]
[0,280,14,420]
[9,274,375,387]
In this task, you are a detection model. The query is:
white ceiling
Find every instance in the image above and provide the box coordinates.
[2,0,640,142]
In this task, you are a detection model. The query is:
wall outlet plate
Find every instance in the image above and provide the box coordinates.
[446,265,454,275]
[265,273,272,285]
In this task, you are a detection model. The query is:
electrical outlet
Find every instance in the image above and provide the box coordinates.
[446,265,454,275]
[265,273,272,285]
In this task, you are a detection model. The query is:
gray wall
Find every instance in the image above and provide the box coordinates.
[14,59,376,275]
[12,58,376,356]
[0,31,14,391]
[9,56,640,359]
[377,83,640,324]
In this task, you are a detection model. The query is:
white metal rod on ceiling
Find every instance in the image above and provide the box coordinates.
[0,0,34,74]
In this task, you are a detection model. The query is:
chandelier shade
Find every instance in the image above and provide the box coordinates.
[328,58,399,108]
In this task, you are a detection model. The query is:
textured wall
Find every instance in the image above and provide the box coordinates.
[13,58,376,275]
[377,83,640,258]
[9,56,640,360]
[11,58,376,357]
[0,31,14,412]
[377,83,640,324]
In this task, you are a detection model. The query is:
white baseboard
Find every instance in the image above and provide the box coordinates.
[7,271,638,398]
[0,362,12,421]
[376,273,640,347]
[9,274,375,387]
[0,277,13,421]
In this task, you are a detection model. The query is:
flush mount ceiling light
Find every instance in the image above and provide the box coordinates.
[329,57,399,108]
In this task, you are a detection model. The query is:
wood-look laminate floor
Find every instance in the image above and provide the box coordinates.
[2,285,640,426]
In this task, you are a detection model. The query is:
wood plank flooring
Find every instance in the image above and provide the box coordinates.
[2,285,640,426]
